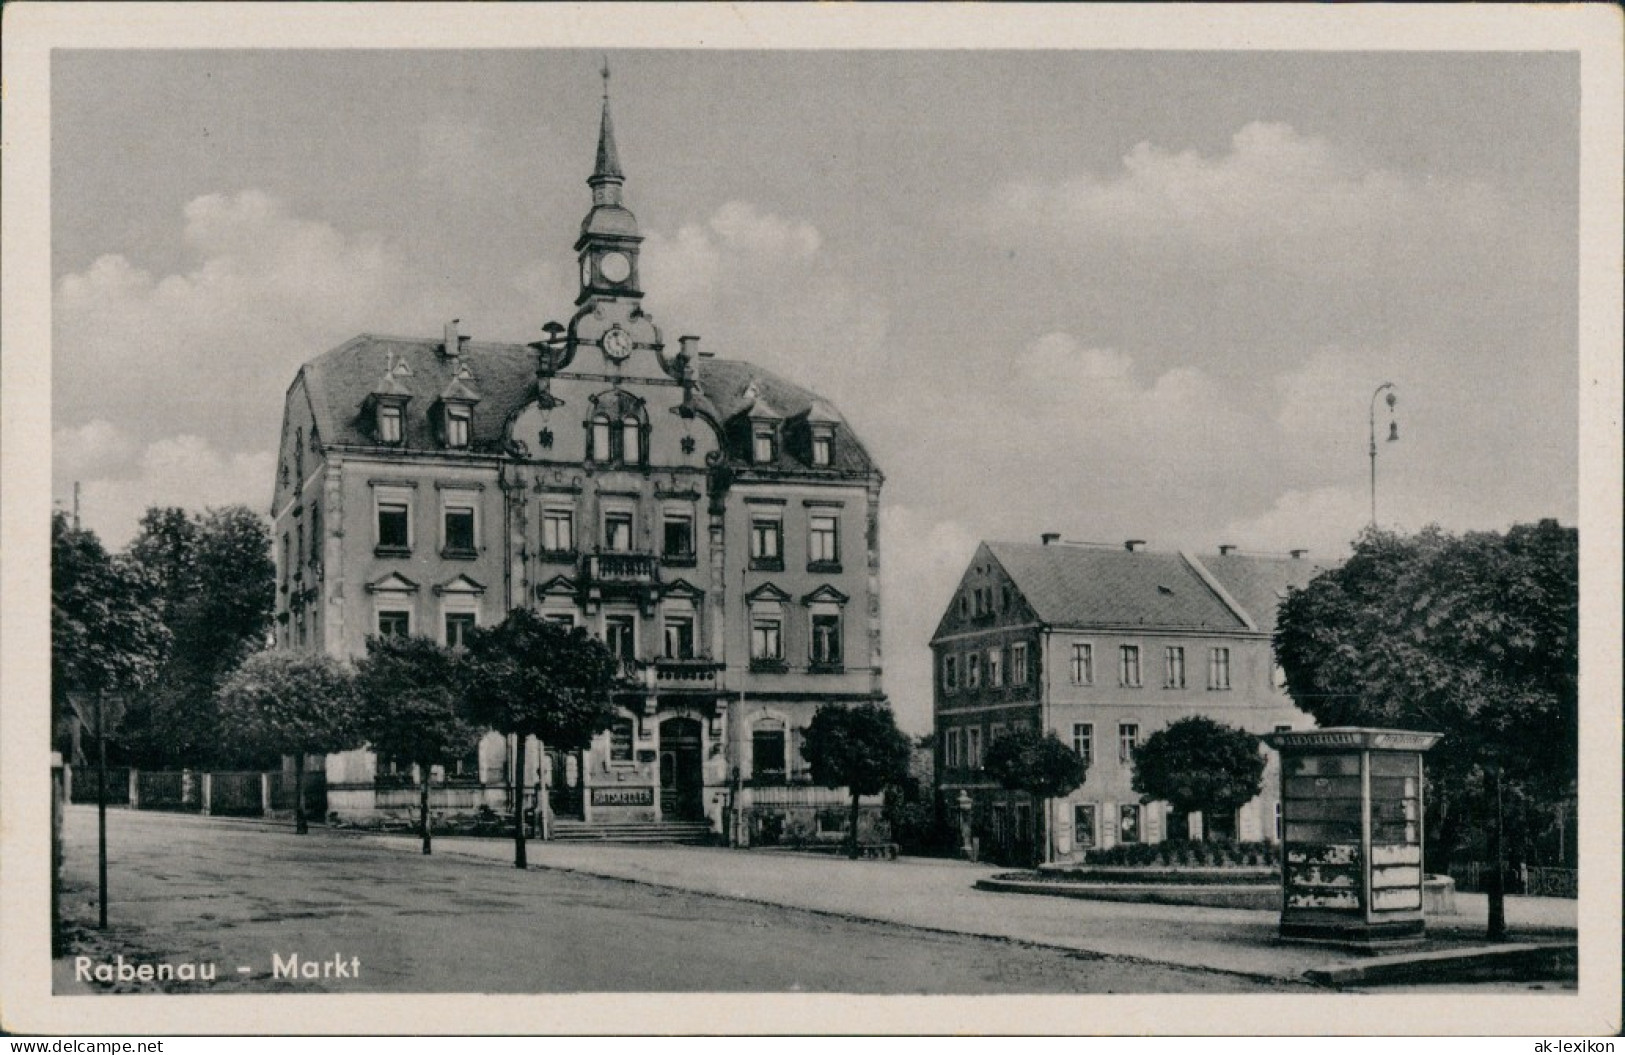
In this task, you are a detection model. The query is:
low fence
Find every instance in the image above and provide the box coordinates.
[64,766,327,819]
[68,766,131,805]
[1446,861,1578,899]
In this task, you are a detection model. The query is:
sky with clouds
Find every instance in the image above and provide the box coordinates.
[51,49,1580,733]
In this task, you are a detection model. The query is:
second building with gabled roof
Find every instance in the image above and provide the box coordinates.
[930,536,1332,865]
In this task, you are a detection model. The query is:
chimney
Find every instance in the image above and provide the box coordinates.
[1290,548,1309,559]
[1218,544,1237,556]
[1124,539,1146,552]
[1041,533,1060,546]
[442,318,464,359]
[679,336,701,359]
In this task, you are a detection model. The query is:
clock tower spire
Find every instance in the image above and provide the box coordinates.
[576,59,642,305]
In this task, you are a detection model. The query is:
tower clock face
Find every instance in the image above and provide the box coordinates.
[599,251,632,284]
[602,325,633,361]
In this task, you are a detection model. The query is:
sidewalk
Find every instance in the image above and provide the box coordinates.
[368,834,1577,983]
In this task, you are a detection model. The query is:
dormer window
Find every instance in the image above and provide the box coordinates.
[377,403,404,445]
[753,427,777,464]
[811,432,832,467]
[444,404,471,449]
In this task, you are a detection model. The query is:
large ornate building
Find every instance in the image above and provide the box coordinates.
[931,536,1330,865]
[269,76,886,842]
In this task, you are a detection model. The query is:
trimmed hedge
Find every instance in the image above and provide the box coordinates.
[1082,838,1280,868]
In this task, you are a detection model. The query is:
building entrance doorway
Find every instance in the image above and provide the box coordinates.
[546,747,583,820]
[659,717,704,821]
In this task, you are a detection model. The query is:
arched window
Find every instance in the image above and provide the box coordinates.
[591,415,613,462]
[621,415,642,465]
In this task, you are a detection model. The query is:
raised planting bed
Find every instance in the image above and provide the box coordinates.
[1035,865,1279,886]
[979,869,1281,910]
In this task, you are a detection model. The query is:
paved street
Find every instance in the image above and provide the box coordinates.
[396,829,1577,982]
[55,807,1312,994]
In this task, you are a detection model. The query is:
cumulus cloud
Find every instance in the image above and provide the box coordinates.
[1217,486,1367,559]
[639,201,886,406]
[988,121,1503,278]
[879,505,980,733]
[63,434,276,550]
[54,190,432,460]
[52,419,134,485]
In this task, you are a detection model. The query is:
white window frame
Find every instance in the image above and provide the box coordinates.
[1073,803,1098,849]
[751,613,784,661]
[750,514,782,561]
[1071,642,1094,685]
[1164,646,1185,689]
[1012,642,1029,685]
[542,507,575,554]
[809,607,842,666]
[967,652,982,689]
[1118,722,1140,763]
[662,605,696,660]
[662,508,695,559]
[943,653,958,692]
[440,490,479,556]
[1119,803,1143,844]
[373,484,415,552]
[752,428,777,464]
[443,608,478,649]
[1209,647,1232,690]
[602,611,638,662]
[967,726,983,769]
[811,431,833,467]
[377,402,404,444]
[444,403,471,449]
[603,507,635,553]
[1119,644,1142,687]
[375,602,413,639]
[1071,722,1093,767]
[808,514,839,565]
[987,647,1002,688]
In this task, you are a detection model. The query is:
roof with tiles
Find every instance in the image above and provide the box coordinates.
[295,333,877,473]
[984,541,1250,632]
[1198,552,1336,636]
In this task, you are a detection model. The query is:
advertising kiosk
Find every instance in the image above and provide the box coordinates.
[1265,727,1441,947]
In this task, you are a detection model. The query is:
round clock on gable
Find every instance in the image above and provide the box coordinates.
[602,325,633,361]
[599,251,632,284]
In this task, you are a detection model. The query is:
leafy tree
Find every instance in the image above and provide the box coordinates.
[984,729,1088,864]
[1274,520,1578,940]
[801,702,912,858]
[216,650,361,833]
[354,635,483,855]
[52,512,171,761]
[1129,717,1266,842]
[119,505,275,767]
[460,609,620,867]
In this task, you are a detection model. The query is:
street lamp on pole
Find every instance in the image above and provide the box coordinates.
[1368,382,1398,527]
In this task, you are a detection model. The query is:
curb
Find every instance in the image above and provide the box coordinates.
[1303,942,1578,988]
[976,876,1279,911]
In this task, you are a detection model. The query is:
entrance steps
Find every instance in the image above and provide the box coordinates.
[548,818,716,845]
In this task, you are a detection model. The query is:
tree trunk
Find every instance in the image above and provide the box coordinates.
[848,789,861,860]
[512,735,528,869]
[294,753,308,835]
[1036,797,1048,866]
[419,766,432,855]
[1486,769,1507,941]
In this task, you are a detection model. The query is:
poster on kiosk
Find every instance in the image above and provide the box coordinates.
[1264,728,1442,948]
